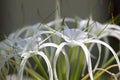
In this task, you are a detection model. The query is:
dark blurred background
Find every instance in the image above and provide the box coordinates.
[0,0,120,38]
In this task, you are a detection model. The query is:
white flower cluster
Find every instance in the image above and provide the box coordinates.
[0,17,120,80]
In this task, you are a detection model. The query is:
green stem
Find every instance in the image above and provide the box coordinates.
[69,46,79,80]
[25,67,46,80]
[74,49,85,80]
[57,54,63,80]
[55,0,61,30]
[57,53,66,80]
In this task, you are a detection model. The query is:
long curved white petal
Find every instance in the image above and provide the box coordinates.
[19,51,53,80]
[35,51,53,80]
[78,43,94,80]
[53,42,68,80]
[86,39,120,71]
[38,43,58,49]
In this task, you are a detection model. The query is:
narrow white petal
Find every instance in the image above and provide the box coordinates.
[86,39,120,71]
[99,30,120,40]
[19,56,28,80]
[39,42,70,80]
[53,42,68,80]
[94,44,101,70]
[19,51,53,80]
[105,24,120,30]
[101,37,110,65]
[39,43,58,49]
[61,50,70,80]
[78,43,94,80]
[35,51,53,80]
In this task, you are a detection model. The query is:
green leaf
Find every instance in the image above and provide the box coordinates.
[32,55,48,80]
[25,67,46,80]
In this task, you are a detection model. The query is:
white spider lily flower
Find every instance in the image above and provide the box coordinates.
[78,18,120,67]
[50,23,120,80]
[0,17,120,80]
[79,18,120,39]
[49,25,94,80]
[43,18,120,80]
[0,38,24,71]
[18,32,53,80]
[0,23,54,80]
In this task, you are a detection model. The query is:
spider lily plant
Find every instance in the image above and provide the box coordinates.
[0,17,120,80]
[45,17,120,80]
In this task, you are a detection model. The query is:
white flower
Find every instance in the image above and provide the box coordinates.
[79,18,120,39]
[46,18,120,80]
[62,25,88,41]
[0,17,120,80]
